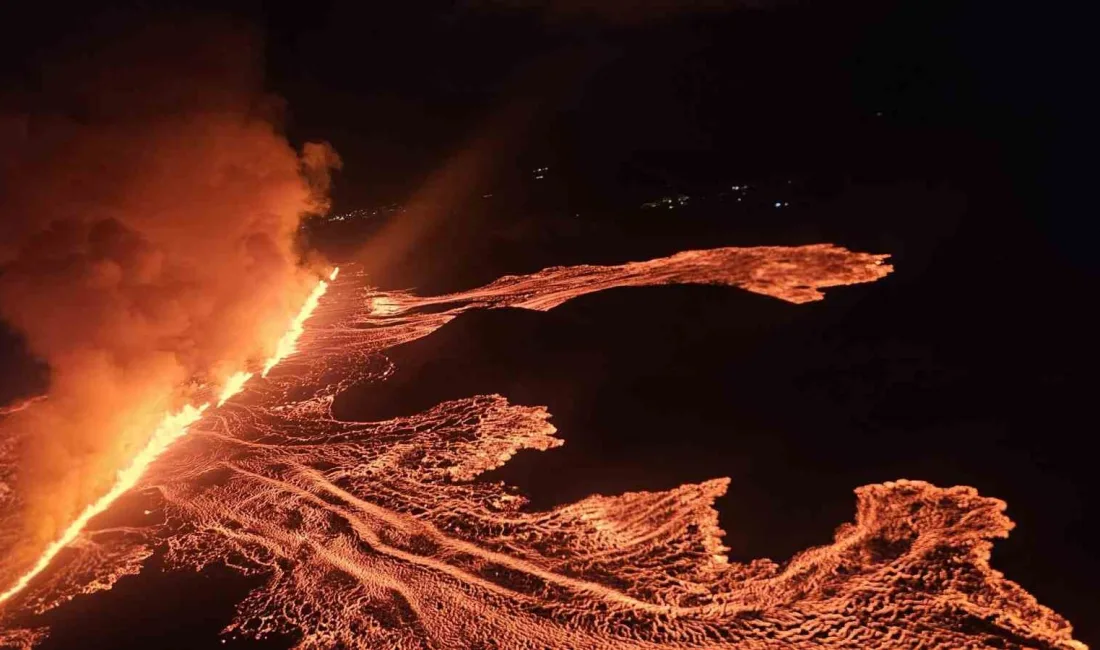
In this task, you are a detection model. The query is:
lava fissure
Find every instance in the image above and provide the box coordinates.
[0,270,335,611]
[0,247,1087,650]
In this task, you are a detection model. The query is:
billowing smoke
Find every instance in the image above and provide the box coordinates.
[0,19,339,583]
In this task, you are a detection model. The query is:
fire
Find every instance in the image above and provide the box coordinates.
[261,270,335,377]
[218,371,253,407]
[0,269,338,606]
[0,402,207,605]
[0,251,1085,649]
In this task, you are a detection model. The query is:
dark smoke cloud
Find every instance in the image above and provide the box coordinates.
[0,17,339,580]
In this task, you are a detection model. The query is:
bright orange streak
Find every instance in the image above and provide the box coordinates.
[0,403,208,605]
[0,269,337,606]
[261,269,336,377]
[0,395,47,417]
[218,371,253,407]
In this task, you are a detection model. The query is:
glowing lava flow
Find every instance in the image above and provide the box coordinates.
[219,372,254,407]
[0,403,208,606]
[0,269,337,607]
[262,271,335,378]
[0,250,1086,649]
[222,268,338,403]
[0,397,47,418]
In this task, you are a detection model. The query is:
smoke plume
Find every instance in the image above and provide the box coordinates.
[0,18,339,584]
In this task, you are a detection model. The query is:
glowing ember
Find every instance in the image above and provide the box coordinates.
[0,248,1086,649]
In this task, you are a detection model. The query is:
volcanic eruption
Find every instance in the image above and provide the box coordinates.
[0,14,1088,650]
[0,240,1088,649]
[0,18,339,621]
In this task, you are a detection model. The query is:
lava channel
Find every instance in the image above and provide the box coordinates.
[0,246,1087,650]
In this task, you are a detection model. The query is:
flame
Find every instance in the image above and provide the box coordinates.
[0,250,1082,649]
[217,371,253,407]
[0,269,338,606]
[0,402,208,605]
[261,270,335,377]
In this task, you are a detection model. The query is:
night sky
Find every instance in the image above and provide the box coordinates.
[1,1,1096,648]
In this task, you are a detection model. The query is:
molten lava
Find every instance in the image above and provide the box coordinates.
[262,274,333,378]
[0,402,207,606]
[0,398,46,418]
[0,248,1087,649]
[218,371,254,407]
[0,270,337,610]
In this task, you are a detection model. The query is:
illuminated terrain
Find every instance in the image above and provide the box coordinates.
[0,245,1086,649]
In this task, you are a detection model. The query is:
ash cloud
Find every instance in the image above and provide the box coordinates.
[0,18,339,582]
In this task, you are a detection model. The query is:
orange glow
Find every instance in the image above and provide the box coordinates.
[0,396,47,417]
[0,250,1086,649]
[0,271,337,608]
[217,371,253,407]
[149,247,1079,650]
[261,269,336,377]
[0,402,207,605]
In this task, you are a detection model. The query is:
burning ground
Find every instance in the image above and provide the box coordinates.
[0,18,339,613]
[0,15,1087,650]
[0,244,1087,649]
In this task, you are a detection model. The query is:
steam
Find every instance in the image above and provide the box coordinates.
[0,20,339,586]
